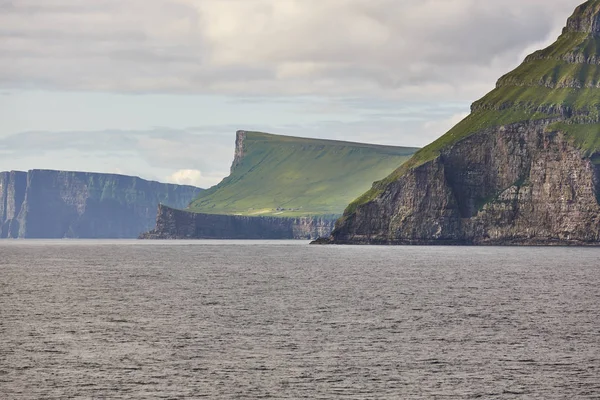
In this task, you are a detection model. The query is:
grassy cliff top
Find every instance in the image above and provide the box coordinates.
[229,131,414,152]
[345,0,600,214]
[187,131,418,217]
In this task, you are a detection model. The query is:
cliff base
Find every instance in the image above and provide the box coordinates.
[141,205,336,240]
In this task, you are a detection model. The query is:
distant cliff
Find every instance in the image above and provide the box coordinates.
[0,170,202,238]
[320,0,600,246]
[141,204,336,240]
[188,130,418,217]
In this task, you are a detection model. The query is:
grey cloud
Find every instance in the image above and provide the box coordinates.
[0,0,584,99]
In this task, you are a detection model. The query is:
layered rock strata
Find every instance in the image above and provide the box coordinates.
[323,120,600,245]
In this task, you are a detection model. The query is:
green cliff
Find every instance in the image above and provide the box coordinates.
[188,130,418,218]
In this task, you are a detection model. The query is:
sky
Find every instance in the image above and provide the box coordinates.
[0,0,585,188]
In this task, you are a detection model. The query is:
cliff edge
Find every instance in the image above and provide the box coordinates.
[188,130,418,217]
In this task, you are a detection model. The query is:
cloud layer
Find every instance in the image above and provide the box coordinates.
[0,0,582,99]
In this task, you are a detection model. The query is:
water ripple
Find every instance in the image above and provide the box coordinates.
[1,241,599,399]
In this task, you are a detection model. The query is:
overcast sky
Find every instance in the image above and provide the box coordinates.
[0,0,584,187]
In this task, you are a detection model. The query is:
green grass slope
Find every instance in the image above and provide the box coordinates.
[188,131,418,217]
[346,0,600,213]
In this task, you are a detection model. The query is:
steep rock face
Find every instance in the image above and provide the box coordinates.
[0,171,27,238]
[328,120,600,245]
[230,130,247,173]
[141,204,336,240]
[565,1,600,34]
[0,170,202,238]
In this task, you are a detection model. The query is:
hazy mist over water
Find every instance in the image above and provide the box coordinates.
[1,241,599,399]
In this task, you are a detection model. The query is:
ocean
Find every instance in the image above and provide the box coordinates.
[1,241,599,399]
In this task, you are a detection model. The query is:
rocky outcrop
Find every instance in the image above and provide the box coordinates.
[565,0,600,34]
[0,170,202,238]
[323,121,600,245]
[141,204,336,240]
[230,130,247,173]
[0,171,27,238]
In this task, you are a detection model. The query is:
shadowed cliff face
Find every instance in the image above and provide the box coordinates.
[324,1,600,246]
[328,120,600,245]
[141,204,336,240]
[0,170,202,238]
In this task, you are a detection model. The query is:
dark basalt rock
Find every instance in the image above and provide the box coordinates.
[141,204,336,240]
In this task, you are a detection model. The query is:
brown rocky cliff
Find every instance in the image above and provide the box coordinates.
[325,120,600,245]
[320,1,600,246]
[565,1,600,34]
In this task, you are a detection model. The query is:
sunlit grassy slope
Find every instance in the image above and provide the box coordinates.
[345,0,600,213]
[188,131,418,217]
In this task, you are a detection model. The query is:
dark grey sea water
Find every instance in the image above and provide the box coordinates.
[1,241,600,399]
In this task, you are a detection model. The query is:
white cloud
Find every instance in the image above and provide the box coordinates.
[167,169,217,188]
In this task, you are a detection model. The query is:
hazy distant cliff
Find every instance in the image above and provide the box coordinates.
[0,170,202,238]
[321,0,600,246]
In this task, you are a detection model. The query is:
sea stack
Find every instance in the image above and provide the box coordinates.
[322,0,600,245]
